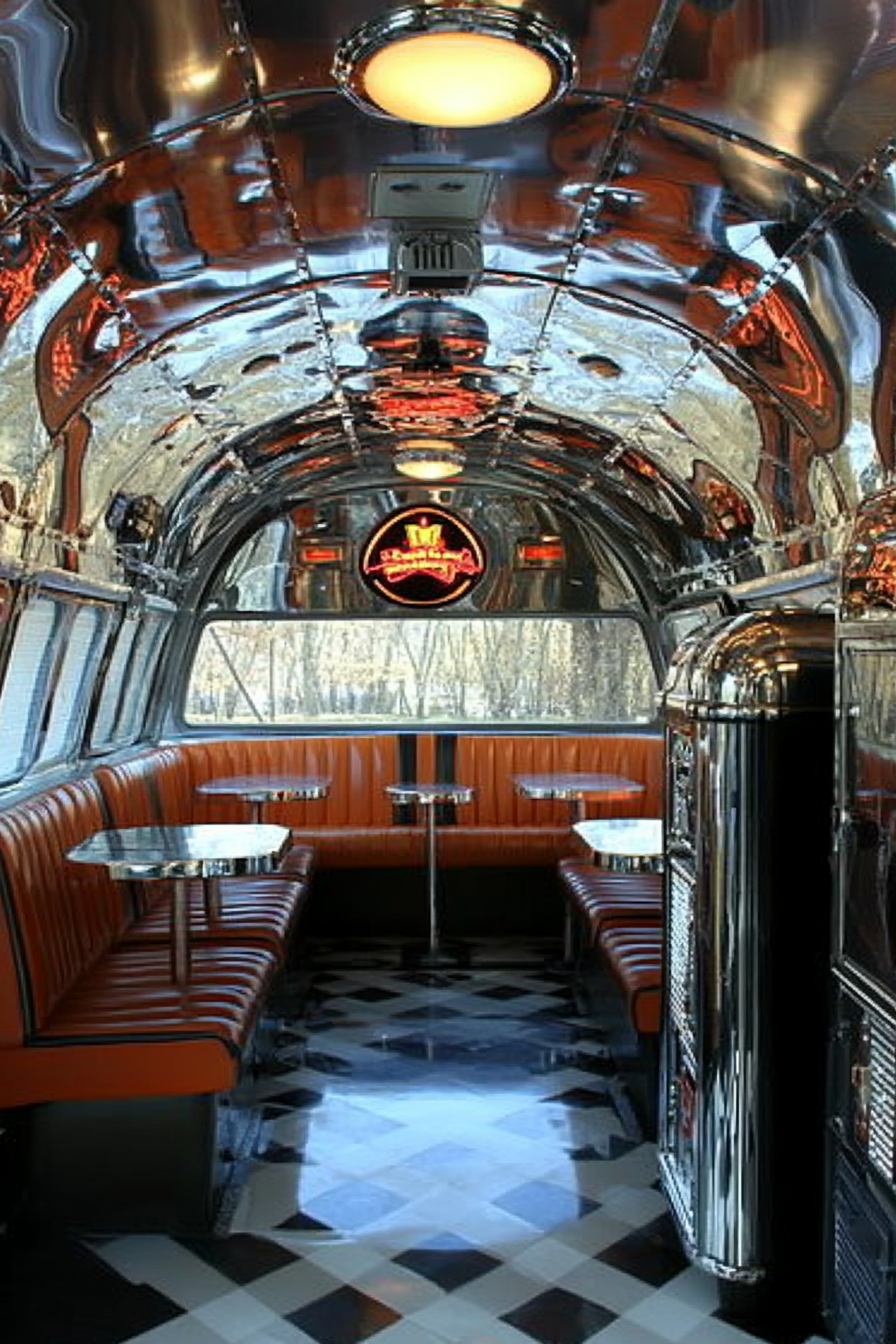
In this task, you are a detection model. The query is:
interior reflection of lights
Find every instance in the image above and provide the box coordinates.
[179,60,220,93]
[333,5,575,128]
[394,438,466,480]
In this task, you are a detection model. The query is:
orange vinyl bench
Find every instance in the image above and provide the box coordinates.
[171,730,664,869]
[558,857,663,941]
[557,857,664,1036]
[0,774,303,1232]
[599,923,664,1036]
[92,745,312,957]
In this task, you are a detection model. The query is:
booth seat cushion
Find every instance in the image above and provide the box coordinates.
[599,923,663,1035]
[287,826,426,869]
[121,877,308,953]
[0,773,281,1110]
[436,826,574,868]
[0,942,278,1107]
[558,858,663,940]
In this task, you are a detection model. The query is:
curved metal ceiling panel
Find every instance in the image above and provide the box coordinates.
[0,0,893,601]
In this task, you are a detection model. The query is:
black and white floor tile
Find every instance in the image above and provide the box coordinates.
[1,940,832,1344]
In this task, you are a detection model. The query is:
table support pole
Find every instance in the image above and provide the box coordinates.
[171,877,191,988]
[203,876,222,923]
[562,796,586,962]
[426,802,439,959]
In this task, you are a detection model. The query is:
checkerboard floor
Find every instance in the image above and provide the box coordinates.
[1,939,832,1344]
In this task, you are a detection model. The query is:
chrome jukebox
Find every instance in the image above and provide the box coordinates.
[659,608,835,1330]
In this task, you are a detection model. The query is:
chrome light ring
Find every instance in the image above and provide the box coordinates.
[333,4,576,126]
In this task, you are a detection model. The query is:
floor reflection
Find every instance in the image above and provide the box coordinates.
[2,939,831,1344]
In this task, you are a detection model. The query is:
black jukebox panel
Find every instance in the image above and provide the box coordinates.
[828,983,896,1344]
[838,642,896,1002]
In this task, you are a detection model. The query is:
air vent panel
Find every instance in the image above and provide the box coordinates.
[389,224,483,294]
[371,167,493,220]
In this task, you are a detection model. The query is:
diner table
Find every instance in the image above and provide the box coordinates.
[66,823,291,987]
[386,782,475,968]
[514,772,646,963]
[573,817,665,873]
[196,774,331,824]
[512,771,645,824]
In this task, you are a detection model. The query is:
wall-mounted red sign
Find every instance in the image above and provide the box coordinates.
[360,505,486,607]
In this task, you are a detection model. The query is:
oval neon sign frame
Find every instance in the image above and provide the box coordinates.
[360,504,486,607]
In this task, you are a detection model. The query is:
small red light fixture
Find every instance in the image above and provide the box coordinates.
[297,541,345,566]
[515,536,565,568]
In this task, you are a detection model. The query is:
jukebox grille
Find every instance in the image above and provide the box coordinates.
[832,1150,896,1344]
[869,1014,896,1183]
[668,860,696,1069]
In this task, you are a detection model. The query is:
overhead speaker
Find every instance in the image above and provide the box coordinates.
[389,223,483,294]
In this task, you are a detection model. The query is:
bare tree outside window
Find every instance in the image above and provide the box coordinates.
[183,617,657,727]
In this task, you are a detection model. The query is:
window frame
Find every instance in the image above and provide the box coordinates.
[176,608,662,734]
[0,575,121,784]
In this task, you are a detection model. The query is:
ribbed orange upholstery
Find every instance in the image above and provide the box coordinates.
[454,734,663,826]
[0,777,279,1108]
[174,733,663,868]
[0,943,277,1106]
[94,747,315,882]
[178,736,413,865]
[91,733,665,873]
[182,736,399,829]
[599,923,663,1034]
[0,778,128,1034]
[558,858,663,942]
[93,746,194,826]
[120,878,306,954]
[436,826,573,867]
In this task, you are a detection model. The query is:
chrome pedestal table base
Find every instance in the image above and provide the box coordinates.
[386,782,475,969]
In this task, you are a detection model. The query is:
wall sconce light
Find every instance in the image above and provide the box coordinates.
[105,492,163,545]
[334,5,575,128]
[394,438,466,480]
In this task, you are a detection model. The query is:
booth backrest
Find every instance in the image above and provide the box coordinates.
[93,745,195,827]
[182,736,398,830]
[88,731,663,870]
[0,777,126,1045]
[453,733,663,826]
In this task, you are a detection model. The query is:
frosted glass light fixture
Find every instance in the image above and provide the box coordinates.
[394,439,466,479]
[334,5,575,128]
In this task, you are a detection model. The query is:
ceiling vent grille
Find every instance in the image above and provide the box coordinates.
[371,167,491,295]
[389,223,483,295]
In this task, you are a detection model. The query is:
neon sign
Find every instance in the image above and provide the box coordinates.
[360,505,486,607]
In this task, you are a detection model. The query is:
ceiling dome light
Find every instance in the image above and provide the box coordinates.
[334,5,575,128]
[394,439,466,479]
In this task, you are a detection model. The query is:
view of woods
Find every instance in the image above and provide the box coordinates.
[184,616,657,726]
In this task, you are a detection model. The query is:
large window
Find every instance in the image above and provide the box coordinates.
[183,615,658,727]
[0,590,115,782]
[39,603,113,766]
[89,603,174,750]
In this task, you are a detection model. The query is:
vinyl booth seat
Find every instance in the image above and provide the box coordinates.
[175,731,665,870]
[92,746,312,957]
[0,775,300,1233]
[558,857,664,1037]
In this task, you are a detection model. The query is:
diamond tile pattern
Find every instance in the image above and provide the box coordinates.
[0,939,831,1344]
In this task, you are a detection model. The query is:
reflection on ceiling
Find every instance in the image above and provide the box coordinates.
[0,0,894,606]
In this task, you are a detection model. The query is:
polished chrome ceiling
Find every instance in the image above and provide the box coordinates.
[0,0,894,602]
